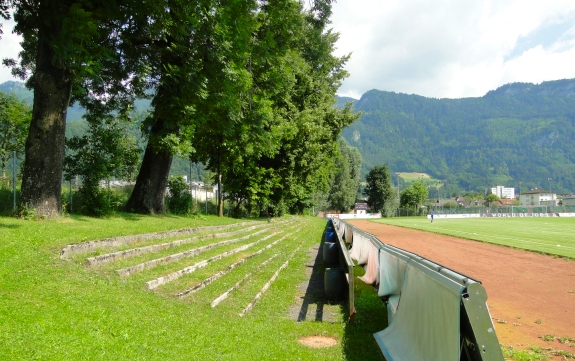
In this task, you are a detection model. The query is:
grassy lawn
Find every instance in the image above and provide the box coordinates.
[372,217,575,259]
[0,214,386,361]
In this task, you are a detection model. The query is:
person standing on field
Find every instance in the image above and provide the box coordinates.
[431,210,434,223]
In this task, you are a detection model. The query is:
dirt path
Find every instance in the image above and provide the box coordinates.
[348,220,575,354]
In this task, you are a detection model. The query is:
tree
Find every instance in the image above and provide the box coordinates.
[364,164,396,217]
[124,1,211,214]
[64,116,139,216]
[3,1,140,217]
[329,138,362,212]
[191,0,358,217]
[0,91,30,179]
[400,181,428,215]
[189,0,259,217]
[486,193,500,207]
[248,6,358,216]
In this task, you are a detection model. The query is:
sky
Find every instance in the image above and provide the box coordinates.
[2,1,575,100]
[330,0,575,99]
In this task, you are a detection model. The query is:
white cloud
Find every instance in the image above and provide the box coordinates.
[0,17,22,83]
[3,1,575,100]
[331,0,575,99]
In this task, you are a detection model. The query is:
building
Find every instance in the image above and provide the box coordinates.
[355,201,368,215]
[491,186,515,199]
[519,189,556,206]
[561,194,575,206]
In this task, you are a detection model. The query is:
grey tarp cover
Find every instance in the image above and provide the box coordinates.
[374,261,463,361]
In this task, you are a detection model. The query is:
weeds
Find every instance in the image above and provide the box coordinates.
[501,344,549,361]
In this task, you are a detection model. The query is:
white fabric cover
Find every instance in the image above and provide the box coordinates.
[374,263,462,361]
[358,241,379,285]
[349,231,380,285]
[349,231,370,265]
[345,225,353,244]
[386,294,401,325]
[378,250,408,297]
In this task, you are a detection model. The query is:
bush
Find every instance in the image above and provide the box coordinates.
[167,176,193,215]
[64,183,134,217]
[0,179,20,216]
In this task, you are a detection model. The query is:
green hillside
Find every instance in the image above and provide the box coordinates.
[341,79,575,194]
[0,81,151,122]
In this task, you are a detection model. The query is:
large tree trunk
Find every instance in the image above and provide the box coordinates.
[19,27,71,217]
[125,116,173,214]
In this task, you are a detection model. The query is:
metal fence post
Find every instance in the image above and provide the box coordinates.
[12,151,16,211]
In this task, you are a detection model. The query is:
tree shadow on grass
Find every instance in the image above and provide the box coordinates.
[0,222,20,229]
[295,230,344,322]
[114,212,146,221]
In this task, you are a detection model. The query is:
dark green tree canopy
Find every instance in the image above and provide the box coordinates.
[364,164,395,216]
[329,138,362,213]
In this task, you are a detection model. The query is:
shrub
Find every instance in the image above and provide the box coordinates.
[167,176,193,215]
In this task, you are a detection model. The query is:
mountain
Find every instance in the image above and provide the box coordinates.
[0,81,151,122]
[340,79,575,195]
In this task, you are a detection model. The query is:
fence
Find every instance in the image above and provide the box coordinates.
[330,217,504,361]
[424,205,575,215]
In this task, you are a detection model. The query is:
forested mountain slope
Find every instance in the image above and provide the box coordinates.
[0,81,151,122]
[340,79,575,194]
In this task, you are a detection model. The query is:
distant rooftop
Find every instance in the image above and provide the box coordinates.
[521,189,552,195]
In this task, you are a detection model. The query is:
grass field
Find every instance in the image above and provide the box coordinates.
[372,217,575,259]
[397,172,444,188]
[0,214,386,361]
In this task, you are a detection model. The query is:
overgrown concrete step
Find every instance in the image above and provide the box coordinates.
[86,222,281,266]
[239,239,305,317]
[176,233,292,298]
[60,221,262,259]
[146,229,298,290]
[211,254,280,308]
[115,228,273,278]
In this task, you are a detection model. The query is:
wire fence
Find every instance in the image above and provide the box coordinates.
[400,205,575,216]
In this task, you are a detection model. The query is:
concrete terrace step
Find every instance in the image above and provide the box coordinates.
[60,221,263,259]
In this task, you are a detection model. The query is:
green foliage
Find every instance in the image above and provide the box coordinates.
[486,193,500,206]
[166,176,194,215]
[0,91,30,178]
[64,117,139,216]
[0,180,17,215]
[329,138,363,212]
[364,164,397,216]
[501,345,550,361]
[400,181,428,215]
[442,201,458,209]
[189,1,359,217]
[341,79,575,194]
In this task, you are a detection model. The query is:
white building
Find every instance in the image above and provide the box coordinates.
[519,189,556,206]
[491,186,515,199]
[188,181,217,201]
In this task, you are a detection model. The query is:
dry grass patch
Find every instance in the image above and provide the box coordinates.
[298,336,338,348]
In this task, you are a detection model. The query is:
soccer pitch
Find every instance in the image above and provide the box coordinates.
[372,217,575,259]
